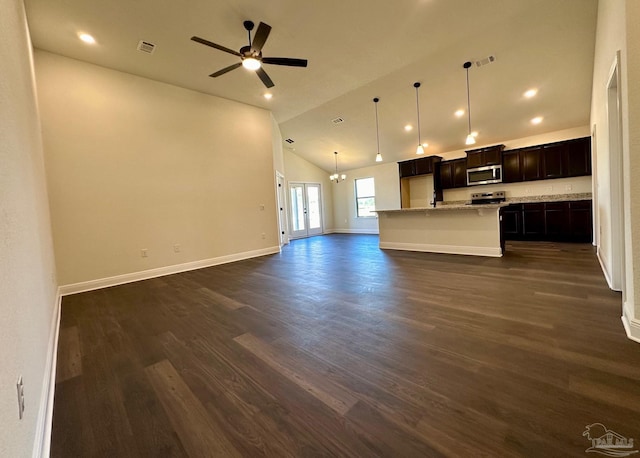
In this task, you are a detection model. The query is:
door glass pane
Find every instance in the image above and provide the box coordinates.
[307,186,321,229]
[291,186,305,231]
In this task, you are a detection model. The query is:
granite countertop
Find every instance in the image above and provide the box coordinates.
[375,202,509,213]
[378,193,593,213]
[438,192,592,206]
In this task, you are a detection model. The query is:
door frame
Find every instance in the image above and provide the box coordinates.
[605,51,625,294]
[275,171,289,246]
[288,181,324,239]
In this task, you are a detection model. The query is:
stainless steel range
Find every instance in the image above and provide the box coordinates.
[470,191,506,205]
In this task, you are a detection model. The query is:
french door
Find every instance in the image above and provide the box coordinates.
[289,183,323,238]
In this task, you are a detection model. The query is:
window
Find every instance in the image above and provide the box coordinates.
[355,177,376,217]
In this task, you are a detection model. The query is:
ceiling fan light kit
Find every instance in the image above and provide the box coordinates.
[191,20,308,89]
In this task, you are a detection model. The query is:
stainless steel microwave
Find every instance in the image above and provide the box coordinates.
[467,164,502,186]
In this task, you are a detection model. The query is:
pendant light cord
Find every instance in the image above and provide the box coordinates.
[414,83,422,145]
[374,100,381,155]
[334,151,338,175]
[466,67,472,135]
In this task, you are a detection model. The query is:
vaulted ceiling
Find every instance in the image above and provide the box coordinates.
[25,0,598,172]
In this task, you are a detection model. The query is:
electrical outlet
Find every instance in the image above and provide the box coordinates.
[259,204,265,211]
[141,249,148,258]
[261,233,266,239]
[173,244,181,253]
[566,184,573,192]
[16,376,24,420]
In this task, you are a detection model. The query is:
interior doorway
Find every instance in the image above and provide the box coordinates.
[289,183,323,239]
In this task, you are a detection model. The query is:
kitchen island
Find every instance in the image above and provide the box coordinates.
[376,203,509,257]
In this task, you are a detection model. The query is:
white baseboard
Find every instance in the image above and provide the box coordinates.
[379,241,502,257]
[32,289,62,458]
[622,300,640,344]
[326,229,379,235]
[59,246,281,296]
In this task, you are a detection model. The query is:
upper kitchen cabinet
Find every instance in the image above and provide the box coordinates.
[465,144,504,168]
[438,158,467,189]
[504,145,544,182]
[542,137,591,179]
[564,137,592,177]
[398,156,441,178]
[521,145,544,181]
[502,137,590,183]
[503,150,522,183]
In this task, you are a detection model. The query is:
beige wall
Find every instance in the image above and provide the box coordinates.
[590,0,628,295]
[283,149,335,233]
[625,0,640,331]
[591,0,640,341]
[332,162,400,234]
[36,51,279,286]
[0,0,59,455]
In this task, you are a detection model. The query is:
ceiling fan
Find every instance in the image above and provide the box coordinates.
[191,21,308,88]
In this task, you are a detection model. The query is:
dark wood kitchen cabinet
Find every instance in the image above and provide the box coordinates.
[398,156,441,178]
[544,202,569,237]
[521,146,544,181]
[501,200,592,242]
[438,158,467,189]
[502,150,522,183]
[522,203,545,237]
[502,137,591,183]
[399,160,416,178]
[564,137,592,177]
[501,204,522,238]
[503,145,543,182]
[568,200,593,240]
[466,144,504,168]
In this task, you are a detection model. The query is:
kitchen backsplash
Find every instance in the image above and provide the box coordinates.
[442,175,592,201]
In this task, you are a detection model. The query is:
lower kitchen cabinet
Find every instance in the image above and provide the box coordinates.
[522,203,545,237]
[501,204,522,238]
[501,200,592,242]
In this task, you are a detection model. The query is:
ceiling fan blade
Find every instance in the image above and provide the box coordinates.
[209,62,242,78]
[262,57,308,67]
[256,67,275,88]
[191,36,241,57]
[251,22,271,52]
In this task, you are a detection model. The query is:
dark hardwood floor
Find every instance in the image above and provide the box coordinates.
[52,235,640,457]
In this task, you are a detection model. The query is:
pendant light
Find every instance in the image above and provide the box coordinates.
[329,151,346,183]
[464,61,476,145]
[414,82,425,155]
[373,97,383,162]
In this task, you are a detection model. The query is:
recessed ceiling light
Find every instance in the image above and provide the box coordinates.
[471,131,478,137]
[78,33,96,44]
[264,93,273,100]
[524,88,538,98]
[531,116,543,125]
[404,124,413,131]
[455,109,465,117]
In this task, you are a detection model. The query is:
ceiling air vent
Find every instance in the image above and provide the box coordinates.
[137,40,156,54]
[285,138,295,144]
[332,117,345,125]
[475,55,495,67]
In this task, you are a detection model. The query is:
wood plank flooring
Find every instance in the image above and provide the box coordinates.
[51,235,640,457]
